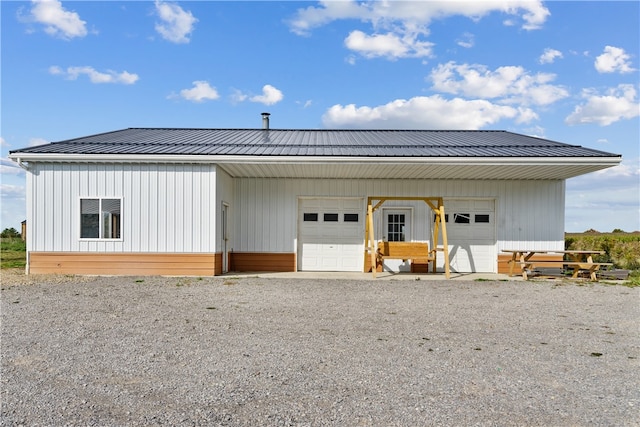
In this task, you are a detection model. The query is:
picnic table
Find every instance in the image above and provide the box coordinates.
[502,249,612,281]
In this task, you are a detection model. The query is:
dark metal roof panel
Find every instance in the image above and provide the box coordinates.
[9,128,620,158]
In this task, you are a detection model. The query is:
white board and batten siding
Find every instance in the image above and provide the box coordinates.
[27,163,217,253]
[27,165,566,274]
[232,178,566,273]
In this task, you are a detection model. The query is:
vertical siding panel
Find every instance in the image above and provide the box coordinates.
[68,164,79,251]
[284,178,295,252]
[43,166,55,251]
[266,179,276,251]
[147,167,158,251]
[167,165,177,251]
[77,167,87,252]
[157,164,167,252]
[234,178,243,251]
[26,166,35,253]
[139,165,149,252]
[276,179,286,251]
[52,165,62,251]
[35,164,42,251]
[253,179,262,251]
[201,165,208,252]
[177,165,186,252]
[182,165,192,251]
[213,165,219,252]
[191,166,201,251]
[114,165,125,252]
[59,164,69,250]
[122,164,131,252]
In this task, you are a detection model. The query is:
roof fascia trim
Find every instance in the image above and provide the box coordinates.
[7,153,622,166]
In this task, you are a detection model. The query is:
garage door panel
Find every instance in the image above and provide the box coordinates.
[444,199,496,273]
[299,198,364,272]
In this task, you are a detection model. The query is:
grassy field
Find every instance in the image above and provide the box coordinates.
[565,232,640,270]
[0,238,27,269]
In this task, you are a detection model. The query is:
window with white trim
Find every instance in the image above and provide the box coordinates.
[387,213,406,242]
[80,198,121,239]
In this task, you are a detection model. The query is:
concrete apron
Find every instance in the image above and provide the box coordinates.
[220,271,523,281]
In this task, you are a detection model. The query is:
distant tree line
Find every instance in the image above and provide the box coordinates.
[1,228,21,239]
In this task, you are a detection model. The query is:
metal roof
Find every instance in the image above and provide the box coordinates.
[9,128,618,157]
[9,128,621,180]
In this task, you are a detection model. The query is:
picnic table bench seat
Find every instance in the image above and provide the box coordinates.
[515,260,613,280]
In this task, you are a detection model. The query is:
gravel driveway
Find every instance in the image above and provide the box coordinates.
[2,270,639,426]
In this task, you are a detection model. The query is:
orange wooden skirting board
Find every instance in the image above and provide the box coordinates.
[229,252,296,272]
[497,253,563,274]
[29,252,218,276]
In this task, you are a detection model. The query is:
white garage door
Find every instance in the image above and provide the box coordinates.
[444,199,496,273]
[298,198,364,271]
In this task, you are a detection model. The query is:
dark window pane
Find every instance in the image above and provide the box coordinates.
[303,213,318,222]
[102,199,121,239]
[344,213,358,222]
[475,214,490,223]
[324,213,339,222]
[80,199,100,238]
[454,213,470,224]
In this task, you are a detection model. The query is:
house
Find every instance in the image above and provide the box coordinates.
[9,114,621,276]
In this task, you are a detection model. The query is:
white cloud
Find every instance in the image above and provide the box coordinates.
[250,85,284,106]
[344,30,433,59]
[27,0,87,40]
[429,61,569,106]
[177,81,219,103]
[154,0,197,44]
[456,32,474,49]
[539,48,563,64]
[230,89,248,104]
[49,65,139,84]
[0,183,25,198]
[0,137,8,147]
[595,46,636,74]
[289,1,549,60]
[290,1,549,35]
[0,159,24,176]
[0,183,26,230]
[322,95,534,129]
[565,84,640,126]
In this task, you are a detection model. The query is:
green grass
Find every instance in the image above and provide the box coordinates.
[565,232,640,270]
[0,238,27,269]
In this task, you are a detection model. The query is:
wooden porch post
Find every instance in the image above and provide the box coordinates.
[439,200,450,279]
[368,202,376,278]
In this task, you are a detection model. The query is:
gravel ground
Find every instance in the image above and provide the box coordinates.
[1,269,639,427]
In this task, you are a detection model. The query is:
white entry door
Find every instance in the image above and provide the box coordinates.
[381,208,413,272]
[298,198,364,271]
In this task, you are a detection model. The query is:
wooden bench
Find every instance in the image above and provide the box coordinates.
[376,241,435,272]
[516,260,613,281]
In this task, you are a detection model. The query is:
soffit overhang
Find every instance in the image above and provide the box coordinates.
[8,153,621,180]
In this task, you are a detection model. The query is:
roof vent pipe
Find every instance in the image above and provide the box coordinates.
[261,112,270,130]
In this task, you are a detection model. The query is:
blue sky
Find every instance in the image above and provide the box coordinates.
[1,0,639,233]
